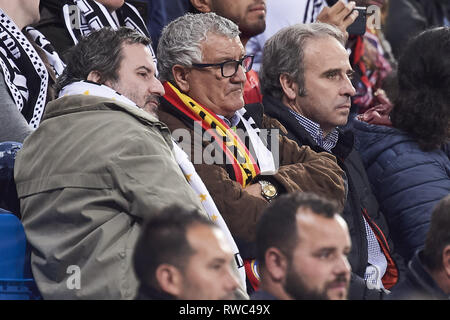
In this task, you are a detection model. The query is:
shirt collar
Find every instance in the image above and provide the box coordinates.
[217,113,241,128]
[288,108,339,152]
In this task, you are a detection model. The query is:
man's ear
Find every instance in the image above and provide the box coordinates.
[155,264,183,298]
[86,70,103,84]
[279,73,298,101]
[442,245,450,278]
[172,64,191,93]
[264,247,288,283]
[190,0,213,13]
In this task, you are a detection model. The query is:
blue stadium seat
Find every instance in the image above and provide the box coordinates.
[0,209,41,300]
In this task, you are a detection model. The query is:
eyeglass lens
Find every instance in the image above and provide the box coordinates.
[222,56,253,77]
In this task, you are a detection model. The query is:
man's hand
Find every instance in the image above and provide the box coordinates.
[316,0,359,38]
[245,183,266,201]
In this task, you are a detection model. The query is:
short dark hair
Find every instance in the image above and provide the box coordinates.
[390,27,450,151]
[133,205,216,290]
[255,192,340,266]
[422,195,450,271]
[55,27,152,92]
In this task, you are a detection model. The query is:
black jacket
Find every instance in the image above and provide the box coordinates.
[385,0,450,59]
[262,94,405,300]
[388,250,449,300]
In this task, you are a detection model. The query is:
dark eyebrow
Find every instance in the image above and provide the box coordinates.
[322,68,340,75]
[208,257,227,265]
[322,68,355,77]
[314,246,352,255]
[135,66,151,72]
[313,247,335,255]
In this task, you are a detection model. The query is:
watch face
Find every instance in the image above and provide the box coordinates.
[263,184,277,198]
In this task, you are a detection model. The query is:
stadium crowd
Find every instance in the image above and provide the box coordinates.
[0,0,449,301]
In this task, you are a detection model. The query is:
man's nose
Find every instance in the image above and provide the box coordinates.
[231,64,247,84]
[150,76,165,96]
[224,266,240,292]
[335,254,352,276]
[341,76,356,97]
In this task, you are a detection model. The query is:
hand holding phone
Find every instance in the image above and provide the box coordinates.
[347,6,367,36]
[316,1,360,36]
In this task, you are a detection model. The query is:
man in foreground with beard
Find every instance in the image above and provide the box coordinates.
[252,192,351,300]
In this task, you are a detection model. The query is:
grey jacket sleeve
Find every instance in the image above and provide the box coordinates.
[0,73,32,142]
[109,128,205,219]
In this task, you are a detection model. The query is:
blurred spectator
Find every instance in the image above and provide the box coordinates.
[0,0,64,142]
[252,192,351,300]
[134,205,239,300]
[347,0,397,122]
[260,22,403,299]
[36,0,156,65]
[385,0,450,59]
[143,0,166,53]
[143,0,193,53]
[389,195,450,300]
[353,27,450,263]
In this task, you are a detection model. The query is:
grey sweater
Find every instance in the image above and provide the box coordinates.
[0,73,32,142]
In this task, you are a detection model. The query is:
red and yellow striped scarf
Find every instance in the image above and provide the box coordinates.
[163,81,260,187]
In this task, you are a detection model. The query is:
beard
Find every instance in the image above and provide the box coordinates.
[141,94,161,118]
[283,265,349,300]
[283,266,328,300]
[239,16,266,39]
[108,81,160,118]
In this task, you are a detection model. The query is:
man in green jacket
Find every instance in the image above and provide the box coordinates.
[14,27,244,299]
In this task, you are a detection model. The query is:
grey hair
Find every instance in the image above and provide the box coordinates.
[157,12,240,83]
[259,22,346,100]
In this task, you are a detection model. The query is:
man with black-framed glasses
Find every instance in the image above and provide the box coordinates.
[192,55,255,78]
[157,12,348,295]
[189,0,267,105]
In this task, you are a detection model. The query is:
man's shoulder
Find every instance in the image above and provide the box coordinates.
[45,95,170,138]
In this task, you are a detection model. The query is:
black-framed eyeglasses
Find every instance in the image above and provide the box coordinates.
[191,55,254,78]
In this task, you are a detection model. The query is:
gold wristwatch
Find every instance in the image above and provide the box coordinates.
[258,180,278,202]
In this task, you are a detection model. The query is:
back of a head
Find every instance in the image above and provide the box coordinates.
[259,22,346,100]
[156,12,240,84]
[256,192,339,266]
[55,27,151,92]
[390,27,450,151]
[423,195,450,272]
[133,205,214,296]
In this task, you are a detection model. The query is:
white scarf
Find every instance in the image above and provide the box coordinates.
[235,108,277,175]
[59,80,247,289]
[172,141,246,289]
